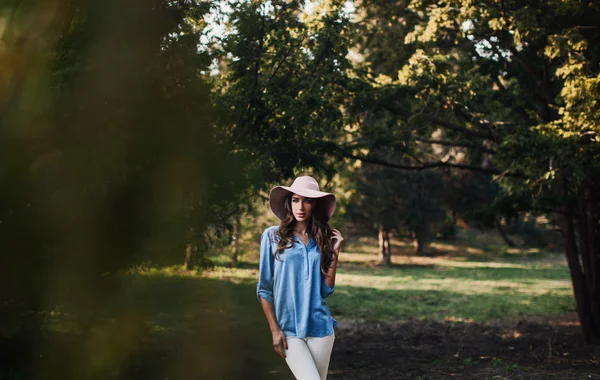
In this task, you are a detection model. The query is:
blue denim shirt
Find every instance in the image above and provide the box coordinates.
[256,226,337,338]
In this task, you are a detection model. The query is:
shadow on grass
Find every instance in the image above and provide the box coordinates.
[38,275,294,380]
[230,261,260,270]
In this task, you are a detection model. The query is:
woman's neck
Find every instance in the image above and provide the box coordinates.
[293,221,309,235]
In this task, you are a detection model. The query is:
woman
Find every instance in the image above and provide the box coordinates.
[257,175,343,380]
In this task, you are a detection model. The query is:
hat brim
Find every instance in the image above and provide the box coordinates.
[269,186,336,221]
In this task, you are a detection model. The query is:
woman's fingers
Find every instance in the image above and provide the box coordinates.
[273,337,287,358]
[331,229,344,256]
[279,341,287,358]
[331,232,343,245]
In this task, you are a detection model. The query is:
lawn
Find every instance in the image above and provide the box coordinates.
[197,235,574,324]
[40,234,580,379]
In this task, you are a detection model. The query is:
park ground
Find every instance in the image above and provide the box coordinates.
[41,231,599,379]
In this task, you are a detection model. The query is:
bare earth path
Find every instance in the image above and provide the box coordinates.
[328,315,600,380]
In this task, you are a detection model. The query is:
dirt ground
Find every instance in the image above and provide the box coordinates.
[328,314,600,380]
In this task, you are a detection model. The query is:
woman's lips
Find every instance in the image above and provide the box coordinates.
[297,213,305,217]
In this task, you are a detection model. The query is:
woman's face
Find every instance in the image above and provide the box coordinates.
[290,193,313,222]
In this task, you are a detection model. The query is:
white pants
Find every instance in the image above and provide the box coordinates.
[284,332,335,380]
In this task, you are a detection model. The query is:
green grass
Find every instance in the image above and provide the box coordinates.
[41,234,575,379]
[116,234,574,328]
[192,235,574,324]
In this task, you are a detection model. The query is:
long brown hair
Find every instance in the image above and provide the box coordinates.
[274,193,335,274]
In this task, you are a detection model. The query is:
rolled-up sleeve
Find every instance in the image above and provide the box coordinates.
[257,228,275,303]
[320,275,335,298]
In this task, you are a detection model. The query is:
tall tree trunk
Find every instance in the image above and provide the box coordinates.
[414,228,429,254]
[416,238,428,254]
[379,225,391,266]
[495,217,516,247]
[559,179,600,343]
[577,182,600,341]
[184,243,197,270]
[231,214,241,266]
[385,229,392,265]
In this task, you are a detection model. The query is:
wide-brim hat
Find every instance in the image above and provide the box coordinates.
[269,176,336,221]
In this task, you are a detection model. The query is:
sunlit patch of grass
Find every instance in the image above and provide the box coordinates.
[502,247,541,255]
[129,262,260,285]
[125,263,200,277]
[331,272,572,296]
[340,252,547,269]
[444,316,476,323]
[202,266,258,284]
[429,242,486,255]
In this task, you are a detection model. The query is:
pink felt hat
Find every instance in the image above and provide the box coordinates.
[269,176,336,221]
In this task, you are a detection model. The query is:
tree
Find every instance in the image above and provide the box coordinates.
[341,0,600,341]
[212,0,353,183]
[348,152,447,258]
[346,161,400,265]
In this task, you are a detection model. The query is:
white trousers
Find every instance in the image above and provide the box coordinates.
[284,332,335,380]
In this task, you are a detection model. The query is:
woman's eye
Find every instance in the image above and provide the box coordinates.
[305,198,312,203]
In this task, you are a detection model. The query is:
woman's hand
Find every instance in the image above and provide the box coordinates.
[271,329,288,359]
[331,228,344,260]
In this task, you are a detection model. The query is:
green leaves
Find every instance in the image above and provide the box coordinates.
[347,0,600,212]
[213,0,353,181]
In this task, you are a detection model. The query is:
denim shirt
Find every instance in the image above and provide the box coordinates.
[256,226,337,338]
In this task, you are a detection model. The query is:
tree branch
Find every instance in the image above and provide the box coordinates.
[453,102,499,141]
[382,103,498,141]
[334,145,525,178]
[414,137,496,154]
